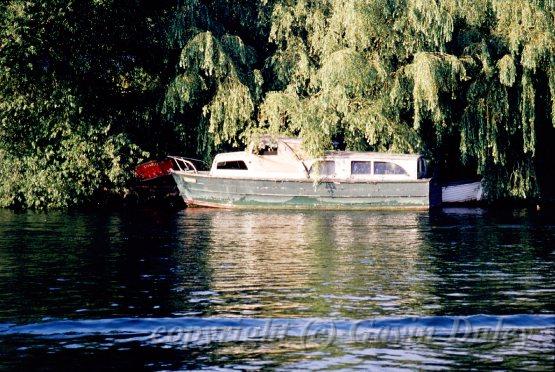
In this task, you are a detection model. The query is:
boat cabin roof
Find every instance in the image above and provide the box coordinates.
[323,151,421,160]
[208,137,428,181]
[252,137,420,159]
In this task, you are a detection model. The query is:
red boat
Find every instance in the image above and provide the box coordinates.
[134,159,174,181]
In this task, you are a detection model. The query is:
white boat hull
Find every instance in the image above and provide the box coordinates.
[442,181,483,203]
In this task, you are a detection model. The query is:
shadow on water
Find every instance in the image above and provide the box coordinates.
[0,207,553,369]
[424,208,555,315]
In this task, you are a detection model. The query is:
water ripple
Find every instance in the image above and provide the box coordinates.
[1,314,553,340]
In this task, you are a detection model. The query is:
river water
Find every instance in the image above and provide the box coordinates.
[0,208,553,370]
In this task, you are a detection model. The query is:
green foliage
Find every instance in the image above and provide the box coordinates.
[0,0,168,208]
[498,55,516,87]
[1,0,554,208]
[409,52,468,130]
[163,30,259,150]
[0,128,141,209]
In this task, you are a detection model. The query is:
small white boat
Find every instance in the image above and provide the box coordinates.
[442,181,483,204]
[169,137,436,210]
[167,136,483,210]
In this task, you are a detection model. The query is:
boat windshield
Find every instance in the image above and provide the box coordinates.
[216,161,248,170]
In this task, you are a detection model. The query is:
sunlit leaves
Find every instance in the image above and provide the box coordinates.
[409,52,468,130]
[407,0,454,51]
[498,55,516,87]
[205,78,255,146]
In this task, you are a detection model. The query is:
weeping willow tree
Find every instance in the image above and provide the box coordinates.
[248,0,554,200]
[162,0,270,161]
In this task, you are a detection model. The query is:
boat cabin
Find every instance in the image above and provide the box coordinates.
[209,137,428,181]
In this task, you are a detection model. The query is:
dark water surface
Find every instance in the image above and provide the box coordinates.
[0,208,553,370]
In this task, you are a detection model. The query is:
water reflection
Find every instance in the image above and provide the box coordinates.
[173,210,434,318]
[0,208,553,370]
[423,209,555,315]
[1,208,553,322]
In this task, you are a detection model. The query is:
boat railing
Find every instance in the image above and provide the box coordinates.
[168,156,198,173]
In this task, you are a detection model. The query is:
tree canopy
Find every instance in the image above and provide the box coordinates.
[1,0,554,208]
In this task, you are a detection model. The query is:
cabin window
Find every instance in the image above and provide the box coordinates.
[417,157,428,179]
[216,160,248,170]
[351,161,372,175]
[374,161,407,175]
[311,161,335,176]
[259,145,278,156]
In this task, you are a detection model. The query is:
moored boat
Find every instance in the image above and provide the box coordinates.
[442,181,483,204]
[169,137,442,210]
